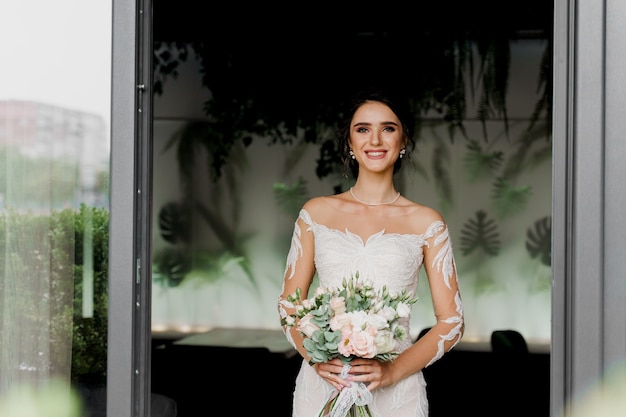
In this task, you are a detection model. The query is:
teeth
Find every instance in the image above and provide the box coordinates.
[368,152,384,156]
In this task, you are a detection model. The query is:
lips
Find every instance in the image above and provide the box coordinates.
[366,151,386,158]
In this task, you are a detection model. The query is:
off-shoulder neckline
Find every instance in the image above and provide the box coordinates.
[298,208,444,242]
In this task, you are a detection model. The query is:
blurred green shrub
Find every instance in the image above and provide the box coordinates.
[0,205,109,385]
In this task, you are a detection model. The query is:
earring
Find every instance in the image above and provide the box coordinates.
[399,148,406,159]
[349,149,355,160]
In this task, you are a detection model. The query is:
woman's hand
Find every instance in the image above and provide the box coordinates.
[314,358,352,391]
[346,358,393,391]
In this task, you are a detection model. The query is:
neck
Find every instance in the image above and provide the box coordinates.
[349,187,400,206]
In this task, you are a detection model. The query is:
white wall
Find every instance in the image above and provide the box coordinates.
[151,39,552,349]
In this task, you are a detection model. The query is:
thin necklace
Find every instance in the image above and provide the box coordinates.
[349,187,401,206]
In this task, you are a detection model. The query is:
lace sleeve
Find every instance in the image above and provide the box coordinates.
[422,223,464,367]
[277,211,315,351]
[278,297,297,349]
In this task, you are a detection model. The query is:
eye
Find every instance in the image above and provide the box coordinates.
[356,127,369,133]
[383,126,396,132]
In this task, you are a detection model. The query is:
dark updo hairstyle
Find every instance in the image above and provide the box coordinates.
[337,86,416,179]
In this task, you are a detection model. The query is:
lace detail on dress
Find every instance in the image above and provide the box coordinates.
[427,292,463,367]
[278,297,297,349]
[278,213,307,349]
[285,215,305,280]
[425,223,464,366]
[431,226,455,289]
[297,209,425,298]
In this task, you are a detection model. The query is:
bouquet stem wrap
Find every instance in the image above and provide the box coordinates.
[327,364,373,417]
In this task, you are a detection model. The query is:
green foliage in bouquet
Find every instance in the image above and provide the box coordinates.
[306,328,343,365]
[283,273,417,365]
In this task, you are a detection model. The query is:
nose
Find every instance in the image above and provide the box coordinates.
[370,131,382,145]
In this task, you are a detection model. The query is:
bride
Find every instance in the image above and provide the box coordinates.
[278,87,464,417]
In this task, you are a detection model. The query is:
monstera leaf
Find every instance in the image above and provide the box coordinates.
[526,216,551,266]
[460,210,501,256]
[152,247,192,287]
[158,201,192,244]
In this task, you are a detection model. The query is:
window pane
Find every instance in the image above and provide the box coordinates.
[0,1,111,416]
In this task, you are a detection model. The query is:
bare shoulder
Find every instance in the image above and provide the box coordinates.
[301,195,327,211]
[400,197,447,233]
[301,193,350,219]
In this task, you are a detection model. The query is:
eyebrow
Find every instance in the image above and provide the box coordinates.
[353,121,400,127]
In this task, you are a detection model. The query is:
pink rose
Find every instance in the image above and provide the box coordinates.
[348,329,377,358]
[330,296,346,315]
[297,313,319,338]
[330,312,352,331]
[338,329,354,357]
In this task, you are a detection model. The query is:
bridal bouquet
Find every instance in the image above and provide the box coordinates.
[281,273,417,417]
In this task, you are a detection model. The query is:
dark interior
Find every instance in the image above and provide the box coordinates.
[151,333,550,417]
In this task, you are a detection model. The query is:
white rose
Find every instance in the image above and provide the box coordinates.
[374,329,397,354]
[348,311,369,330]
[379,305,396,322]
[396,302,412,318]
[367,312,389,330]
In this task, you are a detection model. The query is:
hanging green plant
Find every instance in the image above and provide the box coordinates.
[153,29,552,183]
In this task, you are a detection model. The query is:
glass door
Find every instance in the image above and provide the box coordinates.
[0,1,112,416]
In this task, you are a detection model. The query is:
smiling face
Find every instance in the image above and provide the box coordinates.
[348,100,407,175]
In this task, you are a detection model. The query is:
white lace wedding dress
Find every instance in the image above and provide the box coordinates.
[279,208,463,417]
